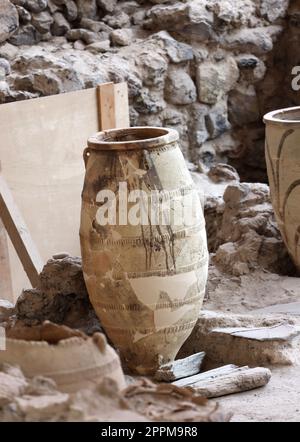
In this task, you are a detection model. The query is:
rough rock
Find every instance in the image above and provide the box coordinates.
[197,57,239,105]
[260,0,289,23]
[16,5,31,24]
[0,57,11,77]
[9,24,41,45]
[0,0,19,43]
[205,100,230,139]
[85,40,110,53]
[24,0,48,13]
[146,1,214,41]
[51,12,70,36]
[213,182,295,276]
[110,28,132,46]
[236,54,266,83]
[15,255,102,335]
[222,26,283,55]
[31,11,53,34]
[180,310,300,368]
[103,11,130,29]
[97,0,117,14]
[66,28,101,44]
[152,31,193,63]
[164,68,197,105]
[0,42,18,60]
[76,0,98,20]
[228,85,260,126]
[136,47,167,88]
[64,0,78,22]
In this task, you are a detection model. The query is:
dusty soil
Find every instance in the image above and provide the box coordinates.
[205,267,300,314]
[218,366,300,422]
[203,266,300,422]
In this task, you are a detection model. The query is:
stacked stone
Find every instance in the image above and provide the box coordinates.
[0,0,293,173]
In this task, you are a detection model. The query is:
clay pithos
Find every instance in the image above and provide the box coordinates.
[80,127,209,374]
[264,107,300,271]
[0,322,126,393]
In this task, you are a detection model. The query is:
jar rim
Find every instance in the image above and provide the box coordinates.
[264,106,300,126]
[87,127,179,151]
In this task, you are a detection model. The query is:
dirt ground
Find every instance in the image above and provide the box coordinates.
[203,267,300,422]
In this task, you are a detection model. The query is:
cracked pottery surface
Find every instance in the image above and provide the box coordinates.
[80,127,209,374]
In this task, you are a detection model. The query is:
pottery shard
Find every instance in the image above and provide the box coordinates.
[123,378,232,422]
[197,58,239,105]
[0,0,19,43]
[0,369,231,422]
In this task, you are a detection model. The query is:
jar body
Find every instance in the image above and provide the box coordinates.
[264,108,300,271]
[80,127,209,374]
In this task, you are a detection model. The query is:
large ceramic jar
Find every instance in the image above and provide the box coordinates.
[80,127,209,374]
[264,106,300,271]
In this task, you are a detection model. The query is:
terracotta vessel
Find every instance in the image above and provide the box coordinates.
[0,323,126,393]
[264,107,300,271]
[80,127,209,374]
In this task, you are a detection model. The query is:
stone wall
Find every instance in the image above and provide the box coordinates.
[0,0,297,176]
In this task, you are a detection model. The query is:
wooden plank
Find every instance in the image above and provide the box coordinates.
[97,82,129,130]
[173,365,239,388]
[97,82,116,130]
[114,82,130,128]
[0,174,43,288]
[0,218,13,301]
[154,352,205,382]
[184,366,272,399]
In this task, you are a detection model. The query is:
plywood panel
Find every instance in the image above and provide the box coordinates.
[0,88,99,300]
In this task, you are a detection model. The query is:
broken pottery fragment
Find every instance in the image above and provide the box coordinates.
[154,351,205,381]
[80,127,209,375]
[0,322,126,393]
[264,106,300,272]
[0,367,231,422]
[122,378,232,422]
